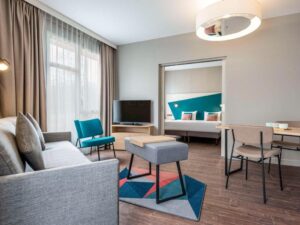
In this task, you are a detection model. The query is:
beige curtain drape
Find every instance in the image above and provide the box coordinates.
[100,44,116,136]
[0,0,47,130]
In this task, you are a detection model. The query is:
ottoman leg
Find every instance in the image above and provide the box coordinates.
[127,154,152,179]
[177,161,186,196]
[156,161,186,204]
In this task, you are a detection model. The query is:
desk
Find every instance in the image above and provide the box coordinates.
[217,125,300,175]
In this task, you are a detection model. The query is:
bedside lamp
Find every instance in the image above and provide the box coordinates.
[0,58,10,71]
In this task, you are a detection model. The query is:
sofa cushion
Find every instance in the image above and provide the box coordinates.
[26,113,46,150]
[43,141,91,169]
[0,117,25,175]
[16,113,45,170]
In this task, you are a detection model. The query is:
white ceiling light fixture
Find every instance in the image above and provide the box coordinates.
[196,0,262,42]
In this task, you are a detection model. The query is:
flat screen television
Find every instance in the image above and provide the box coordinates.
[113,100,151,124]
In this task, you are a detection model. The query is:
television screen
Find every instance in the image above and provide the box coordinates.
[113,100,151,123]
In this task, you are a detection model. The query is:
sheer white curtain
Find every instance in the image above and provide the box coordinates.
[44,15,101,140]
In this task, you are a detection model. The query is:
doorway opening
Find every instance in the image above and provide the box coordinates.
[159,57,226,146]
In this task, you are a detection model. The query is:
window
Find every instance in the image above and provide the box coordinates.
[45,17,101,139]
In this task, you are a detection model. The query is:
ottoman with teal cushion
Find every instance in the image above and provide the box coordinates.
[125,138,189,204]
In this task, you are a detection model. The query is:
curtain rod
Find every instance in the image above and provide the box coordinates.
[25,0,117,49]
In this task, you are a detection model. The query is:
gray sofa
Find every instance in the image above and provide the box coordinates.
[0,117,119,225]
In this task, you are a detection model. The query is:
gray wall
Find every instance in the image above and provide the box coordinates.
[117,13,300,166]
[165,67,222,94]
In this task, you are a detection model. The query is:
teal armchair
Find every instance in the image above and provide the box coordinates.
[74,118,116,160]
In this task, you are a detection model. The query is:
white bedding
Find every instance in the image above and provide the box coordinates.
[164,119,221,133]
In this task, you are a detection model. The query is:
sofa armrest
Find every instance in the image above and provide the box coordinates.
[0,159,119,225]
[43,131,72,142]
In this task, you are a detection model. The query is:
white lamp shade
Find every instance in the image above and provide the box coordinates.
[196,0,262,41]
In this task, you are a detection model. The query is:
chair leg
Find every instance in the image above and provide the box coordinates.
[112,143,116,158]
[226,147,234,189]
[277,154,283,191]
[156,164,160,204]
[261,159,267,204]
[268,158,271,174]
[176,161,186,196]
[127,154,134,179]
[97,146,100,161]
[90,146,93,155]
[245,157,248,180]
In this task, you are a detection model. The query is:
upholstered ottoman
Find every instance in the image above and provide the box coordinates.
[125,138,189,204]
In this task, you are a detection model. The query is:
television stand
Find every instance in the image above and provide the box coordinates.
[112,123,154,150]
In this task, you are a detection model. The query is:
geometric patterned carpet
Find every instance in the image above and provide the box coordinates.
[119,167,206,221]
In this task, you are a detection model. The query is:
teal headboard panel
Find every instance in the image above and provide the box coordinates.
[168,93,222,120]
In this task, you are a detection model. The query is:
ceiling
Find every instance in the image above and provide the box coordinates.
[38,0,300,46]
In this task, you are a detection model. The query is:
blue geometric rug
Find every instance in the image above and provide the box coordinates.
[119,167,206,221]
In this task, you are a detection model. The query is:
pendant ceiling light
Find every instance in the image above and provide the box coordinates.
[196,0,262,41]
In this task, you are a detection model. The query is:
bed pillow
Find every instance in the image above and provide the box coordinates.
[204,111,222,121]
[181,111,197,120]
[206,114,218,121]
[182,113,192,120]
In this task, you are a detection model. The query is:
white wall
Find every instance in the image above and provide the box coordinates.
[117,13,300,166]
[165,67,222,94]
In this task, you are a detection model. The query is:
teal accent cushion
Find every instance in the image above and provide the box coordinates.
[81,136,115,148]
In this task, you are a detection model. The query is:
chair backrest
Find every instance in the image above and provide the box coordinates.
[277,121,300,128]
[74,120,84,139]
[231,125,273,145]
[74,118,103,139]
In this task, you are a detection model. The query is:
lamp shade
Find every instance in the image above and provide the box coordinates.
[0,58,10,71]
[196,0,262,41]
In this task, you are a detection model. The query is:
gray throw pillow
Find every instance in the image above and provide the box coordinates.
[16,113,45,170]
[26,113,46,150]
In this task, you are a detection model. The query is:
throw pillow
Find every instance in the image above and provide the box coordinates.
[26,113,46,150]
[181,111,197,120]
[206,114,218,121]
[204,111,222,121]
[16,113,45,170]
[182,113,192,120]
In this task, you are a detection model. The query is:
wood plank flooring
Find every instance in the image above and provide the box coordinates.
[89,141,300,225]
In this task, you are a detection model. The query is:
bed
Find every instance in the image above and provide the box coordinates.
[164,119,221,144]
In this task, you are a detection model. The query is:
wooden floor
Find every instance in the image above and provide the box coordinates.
[89,141,300,225]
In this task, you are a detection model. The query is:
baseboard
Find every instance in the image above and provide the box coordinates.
[280,159,300,167]
[222,155,300,167]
